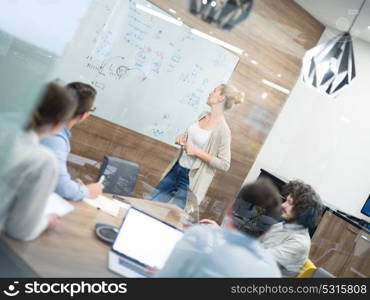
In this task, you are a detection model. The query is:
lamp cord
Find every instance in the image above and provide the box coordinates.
[348,0,367,33]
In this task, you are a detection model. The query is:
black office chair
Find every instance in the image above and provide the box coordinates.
[98,156,139,197]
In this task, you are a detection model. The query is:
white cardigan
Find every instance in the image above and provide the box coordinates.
[161,112,231,204]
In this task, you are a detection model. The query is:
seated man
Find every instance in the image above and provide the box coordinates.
[41,82,103,201]
[155,179,282,277]
[259,180,323,277]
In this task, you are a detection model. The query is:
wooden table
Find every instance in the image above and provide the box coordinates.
[1,196,191,277]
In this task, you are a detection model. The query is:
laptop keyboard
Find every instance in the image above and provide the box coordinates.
[118,257,148,277]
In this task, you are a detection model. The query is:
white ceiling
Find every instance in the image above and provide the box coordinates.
[294,0,370,43]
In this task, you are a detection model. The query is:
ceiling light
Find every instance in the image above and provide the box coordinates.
[301,0,366,97]
[262,79,290,95]
[189,0,254,30]
[168,8,176,14]
[301,33,355,97]
[190,28,244,55]
[261,92,268,99]
[136,4,183,26]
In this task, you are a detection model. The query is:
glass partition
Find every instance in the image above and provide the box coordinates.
[0,30,57,177]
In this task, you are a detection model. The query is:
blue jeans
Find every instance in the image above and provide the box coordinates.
[149,161,189,210]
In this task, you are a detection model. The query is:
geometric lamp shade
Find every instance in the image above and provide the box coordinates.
[301,32,356,97]
[188,0,254,30]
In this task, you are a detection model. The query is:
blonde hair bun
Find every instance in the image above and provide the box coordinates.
[234,91,245,105]
[221,84,245,110]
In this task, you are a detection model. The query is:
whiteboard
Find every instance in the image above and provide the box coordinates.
[51,0,239,145]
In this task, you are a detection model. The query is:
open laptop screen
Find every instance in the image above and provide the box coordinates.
[112,207,183,269]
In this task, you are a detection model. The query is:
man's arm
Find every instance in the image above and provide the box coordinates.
[264,237,309,275]
[55,157,89,201]
[42,136,88,201]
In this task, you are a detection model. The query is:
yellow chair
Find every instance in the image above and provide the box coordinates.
[296,259,317,278]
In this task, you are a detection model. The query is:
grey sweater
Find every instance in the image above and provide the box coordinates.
[260,222,311,277]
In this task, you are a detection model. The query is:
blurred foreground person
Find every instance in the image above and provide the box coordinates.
[0,82,76,240]
[155,179,282,277]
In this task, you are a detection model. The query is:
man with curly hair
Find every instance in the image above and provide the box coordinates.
[259,180,323,277]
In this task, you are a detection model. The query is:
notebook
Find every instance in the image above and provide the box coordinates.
[83,195,123,217]
[44,193,74,217]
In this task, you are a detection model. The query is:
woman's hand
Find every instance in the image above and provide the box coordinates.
[47,213,60,231]
[183,144,200,157]
[175,134,186,146]
[184,145,214,162]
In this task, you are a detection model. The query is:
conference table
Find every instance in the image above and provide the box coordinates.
[1,196,193,277]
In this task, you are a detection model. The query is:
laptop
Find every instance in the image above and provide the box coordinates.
[108,207,184,277]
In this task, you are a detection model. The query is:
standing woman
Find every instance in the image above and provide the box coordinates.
[0,82,77,241]
[150,84,244,209]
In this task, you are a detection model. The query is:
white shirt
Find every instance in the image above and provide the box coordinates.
[179,122,211,169]
[0,131,58,241]
[259,222,311,277]
[156,225,281,278]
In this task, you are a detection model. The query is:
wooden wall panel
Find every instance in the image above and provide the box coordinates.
[70,0,324,222]
[310,211,370,278]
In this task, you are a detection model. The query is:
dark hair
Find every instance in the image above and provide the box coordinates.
[27,82,77,131]
[232,178,282,237]
[66,82,97,118]
[282,180,323,229]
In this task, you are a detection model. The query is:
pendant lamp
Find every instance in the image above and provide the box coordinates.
[188,0,254,30]
[301,0,366,97]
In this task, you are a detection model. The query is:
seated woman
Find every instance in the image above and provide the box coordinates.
[149,84,244,209]
[0,82,77,241]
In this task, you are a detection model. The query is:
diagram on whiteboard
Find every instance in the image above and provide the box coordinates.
[85,55,147,90]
